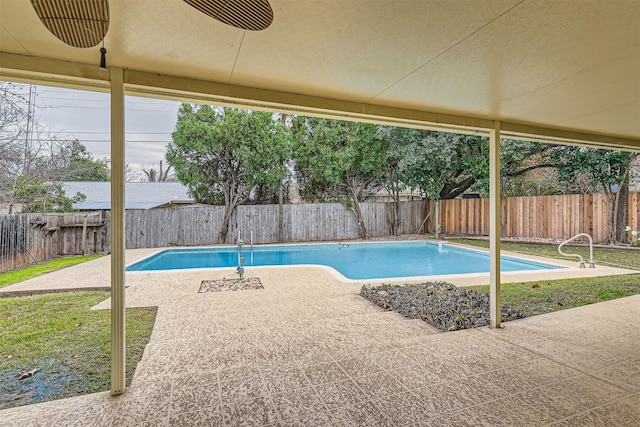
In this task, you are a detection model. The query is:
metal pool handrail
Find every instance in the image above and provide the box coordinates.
[558,233,595,268]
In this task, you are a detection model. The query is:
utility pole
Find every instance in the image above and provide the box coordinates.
[24,84,36,171]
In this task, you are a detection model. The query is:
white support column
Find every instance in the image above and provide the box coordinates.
[110,67,126,395]
[489,121,501,328]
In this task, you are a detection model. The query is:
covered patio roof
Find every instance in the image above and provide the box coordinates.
[1,0,638,397]
[1,0,638,149]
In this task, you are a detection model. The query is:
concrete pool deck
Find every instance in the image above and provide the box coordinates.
[0,242,637,295]
[1,244,639,426]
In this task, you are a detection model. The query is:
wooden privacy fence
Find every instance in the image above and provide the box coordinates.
[433,193,640,243]
[0,212,106,272]
[5,193,636,270]
[106,201,427,249]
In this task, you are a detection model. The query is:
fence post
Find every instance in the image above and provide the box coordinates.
[81,214,88,257]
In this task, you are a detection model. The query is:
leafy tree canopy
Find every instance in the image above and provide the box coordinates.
[294,117,387,202]
[167,104,292,242]
[379,128,488,200]
[552,147,634,193]
[15,178,85,213]
[1,83,107,213]
[294,117,387,238]
[552,147,636,243]
[41,139,110,182]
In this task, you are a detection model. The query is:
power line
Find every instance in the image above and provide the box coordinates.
[0,131,173,135]
[35,104,178,112]
[0,138,171,143]
[36,95,177,105]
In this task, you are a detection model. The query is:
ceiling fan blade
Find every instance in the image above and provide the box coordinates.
[183,0,273,31]
[31,0,109,48]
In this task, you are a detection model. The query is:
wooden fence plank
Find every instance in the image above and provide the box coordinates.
[436,192,639,243]
[0,212,105,272]
[113,201,424,248]
[3,193,639,271]
[630,192,639,233]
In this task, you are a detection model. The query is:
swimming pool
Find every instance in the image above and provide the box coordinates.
[126,242,560,280]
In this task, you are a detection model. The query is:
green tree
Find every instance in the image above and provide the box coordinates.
[14,178,85,213]
[42,139,110,181]
[388,132,489,201]
[167,104,292,243]
[553,147,637,244]
[379,129,490,232]
[1,83,107,212]
[496,140,558,197]
[378,129,562,233]
[294,118,387,239]
[377,126,422,235]
[1,82,35,213]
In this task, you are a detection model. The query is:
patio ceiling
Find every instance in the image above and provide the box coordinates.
[0,0,638,149]
[2,0,638,397]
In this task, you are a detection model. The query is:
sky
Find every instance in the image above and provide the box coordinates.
[30,84,181,174]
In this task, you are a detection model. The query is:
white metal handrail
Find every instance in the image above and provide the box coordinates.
[558,233,595,268]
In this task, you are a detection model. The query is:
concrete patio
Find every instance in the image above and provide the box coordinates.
[1,249,639,426]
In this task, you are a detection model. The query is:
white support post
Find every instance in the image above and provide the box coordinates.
[110,67,126,395]
[489,121,501,328]
[434,199,440,240]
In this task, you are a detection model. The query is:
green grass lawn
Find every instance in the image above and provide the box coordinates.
[0,255,104,289]
[0,291,156,409]
[471,274,640,316]
[448,238,639,270]
[446,238,640,316]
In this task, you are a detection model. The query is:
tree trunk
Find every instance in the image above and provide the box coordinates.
[605,190,616,245]
[351,198,369,239]
[394,197,400,236]
[389,190,401,236]
[439,176,476,199]
[347,183,369,239]
[605,154,634,245]
[219,202,235,244]
[278,180,284,243]
[615,182,629,244]
[220,180,238,244]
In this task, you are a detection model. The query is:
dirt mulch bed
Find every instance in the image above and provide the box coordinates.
[361,282,525,332]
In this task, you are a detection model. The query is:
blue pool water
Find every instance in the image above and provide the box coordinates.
[126,242,559,280]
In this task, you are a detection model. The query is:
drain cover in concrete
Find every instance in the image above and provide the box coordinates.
[198,278,263,293]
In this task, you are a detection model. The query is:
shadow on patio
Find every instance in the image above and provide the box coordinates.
[1,260,639,426]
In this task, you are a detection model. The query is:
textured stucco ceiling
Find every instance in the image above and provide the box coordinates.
[1,0,638,145]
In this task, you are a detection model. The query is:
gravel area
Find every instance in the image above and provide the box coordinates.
[198,277,263,293]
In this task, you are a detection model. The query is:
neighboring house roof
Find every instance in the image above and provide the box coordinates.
[374,188,422,198]
[62,182,194,210]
